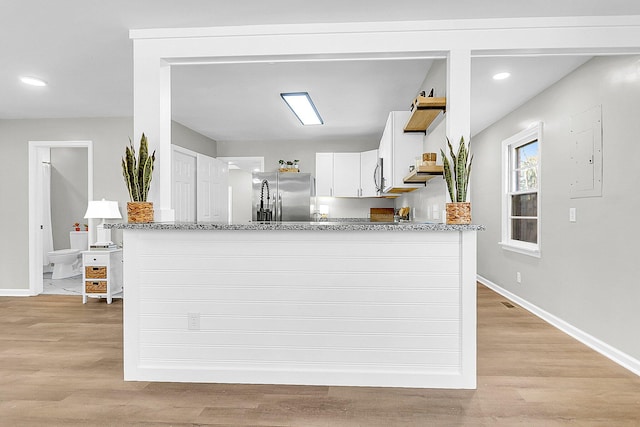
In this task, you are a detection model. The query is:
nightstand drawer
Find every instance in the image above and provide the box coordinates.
[85,281,107,293]
[84,253,110,265]
[85,266,107,279]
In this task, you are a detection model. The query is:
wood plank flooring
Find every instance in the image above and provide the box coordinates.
[1,284,639,426]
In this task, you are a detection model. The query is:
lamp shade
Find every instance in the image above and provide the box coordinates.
[84,199,122,219]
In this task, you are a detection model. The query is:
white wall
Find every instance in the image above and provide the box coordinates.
[217,136,394,218]
[228,169,252,223]
[172,121,217,157]
[0,118,132,290]
[217,136,379,174]
[50,147,88,249]
[472,55,640,362]
[315,196,394,220]
[0,117,217,291]
[395,59,449,221]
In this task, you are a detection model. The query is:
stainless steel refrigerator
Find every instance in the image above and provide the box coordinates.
[252,172,314,222]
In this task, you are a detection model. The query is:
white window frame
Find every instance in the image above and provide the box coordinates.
[500,123,542,258]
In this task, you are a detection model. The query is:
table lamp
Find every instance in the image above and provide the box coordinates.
[84,199,122,245]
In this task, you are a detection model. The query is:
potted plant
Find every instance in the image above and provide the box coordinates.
[441,136,473,224]
[122,133,155,223]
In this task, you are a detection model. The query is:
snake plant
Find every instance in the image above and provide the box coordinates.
[441,137,473,203]
[122,133,155,202]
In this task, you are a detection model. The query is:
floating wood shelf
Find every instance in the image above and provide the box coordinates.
[403,164,444,184]
[403,96,446,133]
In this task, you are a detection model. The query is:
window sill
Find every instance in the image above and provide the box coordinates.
[499,241,541,258]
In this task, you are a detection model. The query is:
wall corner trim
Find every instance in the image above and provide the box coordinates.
[477,275,640,377]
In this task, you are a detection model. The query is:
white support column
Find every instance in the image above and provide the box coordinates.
[446,50,472,149]
[132,41,175,221]
[158,61,174,221]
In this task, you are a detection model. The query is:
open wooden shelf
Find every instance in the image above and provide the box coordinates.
[403,164,444,184]
[403,96,446,133]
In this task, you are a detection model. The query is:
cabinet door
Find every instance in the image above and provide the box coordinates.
[380,111,423,193]
[379,114,393,193]
[315,153,334,196]
[333,153,361,197]
[360,149,379,197]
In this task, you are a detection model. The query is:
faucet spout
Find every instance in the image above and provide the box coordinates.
[260,179,270,209]
[258,179,272,221]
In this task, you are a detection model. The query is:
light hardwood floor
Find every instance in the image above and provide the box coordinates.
[1,284,639,426]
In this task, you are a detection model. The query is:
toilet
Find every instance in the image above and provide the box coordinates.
[47,231,88,279]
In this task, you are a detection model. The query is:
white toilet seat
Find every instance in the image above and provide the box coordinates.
[49,249,80,256]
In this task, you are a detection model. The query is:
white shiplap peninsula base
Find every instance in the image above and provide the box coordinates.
[113,222,482,389]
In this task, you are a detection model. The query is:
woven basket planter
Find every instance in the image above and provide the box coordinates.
[446,202,471,225]
[127,202,154,223]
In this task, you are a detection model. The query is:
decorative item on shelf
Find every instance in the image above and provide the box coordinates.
[422,152,437,166]
[441,137,473,225]
[122,133,155,223]
[278,159,300,172]
[73,222,81,231]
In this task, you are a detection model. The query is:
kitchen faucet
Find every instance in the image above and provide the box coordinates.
[257,179,272,221]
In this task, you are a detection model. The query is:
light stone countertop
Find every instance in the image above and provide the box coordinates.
[106,221,484,232]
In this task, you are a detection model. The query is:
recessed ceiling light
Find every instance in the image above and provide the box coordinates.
[492,72,511,81]
[280,92,324,126]
[20,76,47,87]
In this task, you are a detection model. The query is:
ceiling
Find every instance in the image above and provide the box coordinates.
[2,1,639,142]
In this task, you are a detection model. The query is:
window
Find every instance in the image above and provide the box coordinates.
[500,123,541,257]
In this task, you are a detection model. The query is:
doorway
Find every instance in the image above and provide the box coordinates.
[28,141,93,296]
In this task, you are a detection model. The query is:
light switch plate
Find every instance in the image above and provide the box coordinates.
[569,207,577,222]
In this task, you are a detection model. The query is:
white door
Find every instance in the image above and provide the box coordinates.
[197,154,229,223]
[172,147,197,222]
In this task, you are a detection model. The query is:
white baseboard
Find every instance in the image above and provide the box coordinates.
[477,275,640,377]
[0,289,33,297]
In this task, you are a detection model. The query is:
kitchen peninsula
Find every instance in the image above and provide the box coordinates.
[109,221,483,389]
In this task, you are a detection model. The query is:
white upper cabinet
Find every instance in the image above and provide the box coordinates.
[333,153,361,197]
[379,111,423,193]
[316,151,380,198]
[360,149,379,197]
[315,152,334,197]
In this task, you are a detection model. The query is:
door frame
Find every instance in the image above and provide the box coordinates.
[28,140,93,296]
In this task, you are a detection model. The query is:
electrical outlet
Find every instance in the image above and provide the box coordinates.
[516,272,522,283]
[187,313,200,330]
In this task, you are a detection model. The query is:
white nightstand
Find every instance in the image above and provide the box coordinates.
[82,248,123,304]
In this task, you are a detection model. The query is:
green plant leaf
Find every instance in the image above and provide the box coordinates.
[122,133,154,202]
[441,148,455,203]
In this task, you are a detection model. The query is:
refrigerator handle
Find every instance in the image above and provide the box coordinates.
[278,193,283,222]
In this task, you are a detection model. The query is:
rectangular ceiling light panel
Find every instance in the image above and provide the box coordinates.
[280,92,324,126]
